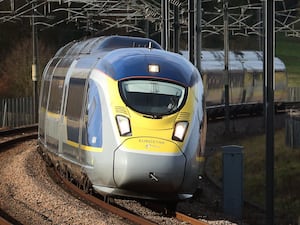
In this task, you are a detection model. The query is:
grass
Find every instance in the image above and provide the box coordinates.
[206,129,300,224]
[205,27,300,225]
[276,34,300,87]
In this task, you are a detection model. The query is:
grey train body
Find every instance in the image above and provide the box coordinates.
[38,36,207,201]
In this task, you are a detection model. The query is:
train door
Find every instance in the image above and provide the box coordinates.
[45,58,73,153]
[79,78,103,166]
[229,70,245,104]
[243,71,254,102]
[61,57,98,163]
[58,59,78,154]
[205,71,224,106]
[39,57,60,145]
[252,72,263,103]
[274,70,288,102]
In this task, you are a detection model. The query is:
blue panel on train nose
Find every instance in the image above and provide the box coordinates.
[97,48,199,87]
[113,146,186,193]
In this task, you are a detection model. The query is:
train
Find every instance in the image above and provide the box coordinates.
[182,50,288,116]
[38,35,207,202]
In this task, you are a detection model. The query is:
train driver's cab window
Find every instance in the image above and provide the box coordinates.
[119,79,186,116]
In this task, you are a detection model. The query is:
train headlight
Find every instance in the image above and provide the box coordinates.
[148,64,159,73]
[116,115,132,136]
[172,121,189,142]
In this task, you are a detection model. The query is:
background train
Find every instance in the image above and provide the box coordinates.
[182,50,288,117]
[38,35,207,202]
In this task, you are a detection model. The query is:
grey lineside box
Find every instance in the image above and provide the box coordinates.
[222,145,244,219]
[285,111,300,149]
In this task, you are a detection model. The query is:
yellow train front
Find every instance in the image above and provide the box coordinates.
[38,36,206,201]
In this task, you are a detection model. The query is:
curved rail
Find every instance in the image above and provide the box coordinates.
[0,210,22,225]
[175,212,209,225]
[0,125,38,150]
[0,217,14,225]
[51,167,157,225]
[206,101,300,120]
[50,165,209,225]
[0,126,38,225]
[0,124,37,136]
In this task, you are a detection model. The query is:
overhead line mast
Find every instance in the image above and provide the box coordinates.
[264,0,275,224]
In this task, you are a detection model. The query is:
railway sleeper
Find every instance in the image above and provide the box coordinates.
[141,200,178,216]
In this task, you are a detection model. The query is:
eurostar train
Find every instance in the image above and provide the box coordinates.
[200,50,287,105]
[38,36,207,201]
[182,50,288,116]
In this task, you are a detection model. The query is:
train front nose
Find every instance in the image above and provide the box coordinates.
[113,137,186,193]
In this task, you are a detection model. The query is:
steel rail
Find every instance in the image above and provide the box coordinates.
[0,124,38,136]
[0,217,14,225]
[0,126,209,225]
[53,168,157,225]
[0,127,38,225]
[53,166,209,225]
[175,212,209,225]
[0,125,38,151]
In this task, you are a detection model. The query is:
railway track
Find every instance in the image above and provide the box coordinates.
[206,101,300,120]
[0,125,38,149]
[0,126,38,225]
[2,106,288,224]
[48,163,209,225]
[0,211,21,225]
[0,126,213,225]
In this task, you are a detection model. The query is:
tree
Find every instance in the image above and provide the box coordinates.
[0,37,54,97]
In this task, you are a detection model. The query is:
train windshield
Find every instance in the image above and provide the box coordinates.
[119,80,187,116]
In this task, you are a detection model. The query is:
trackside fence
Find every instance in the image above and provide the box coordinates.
[0,97,35,128]
[0,88,299,129]
[288,87,300,102]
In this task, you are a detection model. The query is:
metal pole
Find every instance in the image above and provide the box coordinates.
[32,1,38,123]
[165,0,169,51]
[2,100,7,127]
[224,0,230,132]
[195,0,202,72]
[173,4,180,53]
[188,0,195,64]
[161,0,169,50]
[264,0,274,224]
[258,8,263,52]
[161,0,166,49]
[145,20,150,38]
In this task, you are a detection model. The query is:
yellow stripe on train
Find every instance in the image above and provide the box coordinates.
[66,140,103,152]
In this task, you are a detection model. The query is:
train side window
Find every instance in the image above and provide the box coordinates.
[62,58,98,145]
[66,78,86,120]
[41,58,60,112]
[275,71,287,89]
[48,77,64,114]
[253,73,263,87]
[39,59,56,138]
[65,78,86,143]
[40,58,59,110]
[44,58,60,81]
[207,73,223,89]
[47,58,72,114]
[54,42,74,57]
[41,81,50,109]
[81,80,102,147]
[230,72,244,88]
